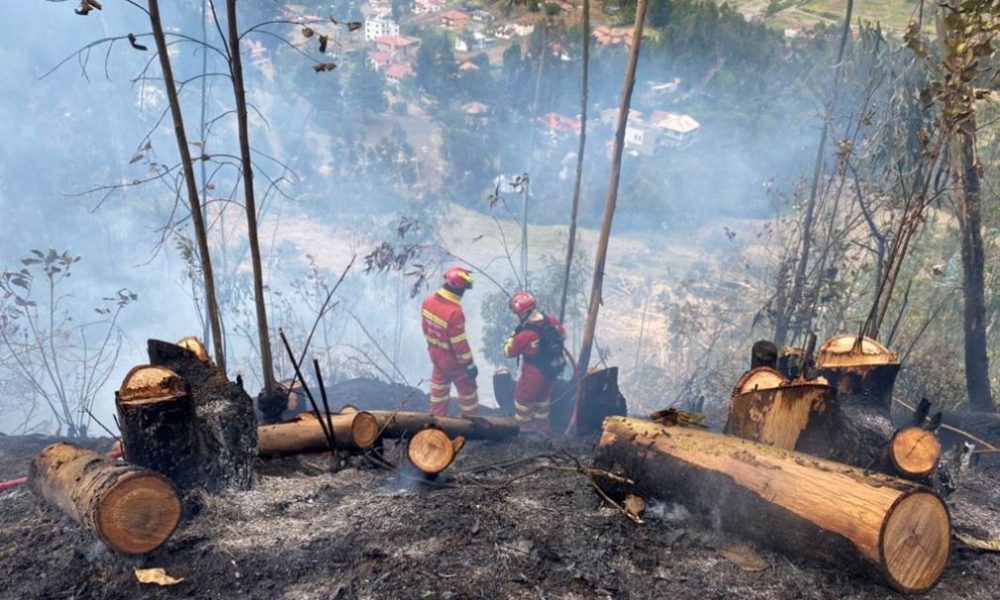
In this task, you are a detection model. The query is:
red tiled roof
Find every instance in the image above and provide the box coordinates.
[377,35,418,47]
[385,63,413,79]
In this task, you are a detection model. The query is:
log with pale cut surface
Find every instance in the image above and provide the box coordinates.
[816,334,900,408]
[29,442,181,555]
[257,411,380,456]
[725,367,839,458]
[407,429,465,476]
[591,417,951,594]
[115,364,196,485]
[884,426,942,479]
[358,410,519,441]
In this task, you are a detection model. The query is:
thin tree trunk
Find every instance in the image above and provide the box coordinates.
[775,0,854,348]
[559,0,590,324]
[148,0,226,373]
[200,0,211,348]
[953,117,995,412]
[575,0,648,379]
[225,0,276,395]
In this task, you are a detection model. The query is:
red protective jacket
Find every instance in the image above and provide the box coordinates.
[503,312,565,375]
[421,288,474,369]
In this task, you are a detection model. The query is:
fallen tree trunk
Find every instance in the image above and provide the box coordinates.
[407,429,465,476]
[883,426,942,480]
[258,412,380,456]
[591,417,951,594]
[360,410,519,441]
[29,442,181,555]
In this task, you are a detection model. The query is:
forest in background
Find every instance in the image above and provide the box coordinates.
[0,0,998,435]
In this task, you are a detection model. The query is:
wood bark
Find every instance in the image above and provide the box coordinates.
[592,417,951,593]
[725,368,838,458]
[362,410,519,441]
[558,0,589,324]
[115,365,196,485]
[225,0,276,395]
[407,429,465,476]
[147,0,225,372]
[29,442,181,555]
[492,368,515,417]
[815,335,900,409]
[576,367,627,435]
[952,115,995,412]
[258,412,379,456]
[575,0,648,380]
[138,339,257,492]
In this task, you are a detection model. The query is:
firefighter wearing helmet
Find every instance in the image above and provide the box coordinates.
[421,267,480,416]
[503,291,566,435]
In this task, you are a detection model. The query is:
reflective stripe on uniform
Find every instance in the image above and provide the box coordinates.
[450,334,467,344]
[421,309,448,328]
[429,395,449,403]
[514,401,531,412]
[457,352,473,361]
[515,413,531,422]
[425,336,450,350]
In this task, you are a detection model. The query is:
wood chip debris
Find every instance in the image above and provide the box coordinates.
[134,568,184,586]
[956,533,1000,553]
[719,544,769,572]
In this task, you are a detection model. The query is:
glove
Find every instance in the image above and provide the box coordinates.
[465,363,479,380]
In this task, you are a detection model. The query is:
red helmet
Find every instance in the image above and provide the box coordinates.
[443,267,474,290]
[509,291,537,318]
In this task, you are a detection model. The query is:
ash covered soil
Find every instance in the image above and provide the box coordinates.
[2,433,1000,600]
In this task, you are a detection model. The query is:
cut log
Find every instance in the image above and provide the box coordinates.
[816,334,900,409]
[115,365,196,485]
[407,428,465,476]
[257,411,380,456]
[361,410,519,441]
[138,339,257,492]
[884,427,942,479]
[175,336,210,363]
[29,442,181,555]
[591,417,951,593]
[725,368,839,458]
[576,367,627,435]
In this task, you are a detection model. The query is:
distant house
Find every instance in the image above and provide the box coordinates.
[593,25,634,46]
[369,51,393,71]
[376,35,420,58]
[536,113,582,137]
[385,63,413,88]
[495,22,535,39]
[648,110,701,147]
[599,107,643,125]
[470,9,494,24]
[414,0,444,13]
[440,10,470,30]
[364,17,400,43]
[458,60,479,72]
[463,101,492,125]
[455,37,469,52]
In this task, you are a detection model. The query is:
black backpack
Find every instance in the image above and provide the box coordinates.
[519,314,566,379]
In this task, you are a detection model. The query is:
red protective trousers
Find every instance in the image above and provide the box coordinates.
[428,351,479,417]
[513,364,554,435]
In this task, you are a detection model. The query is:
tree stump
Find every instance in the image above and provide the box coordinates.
[816,334,900,409]
[119,338,257,492]
[30,442,181,554]
[576,367,627,435]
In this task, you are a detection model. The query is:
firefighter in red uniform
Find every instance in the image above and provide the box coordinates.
[503,292,566,435]
[421,268,480,417]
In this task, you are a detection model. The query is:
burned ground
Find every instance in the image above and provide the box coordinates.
[2,431,1000,600]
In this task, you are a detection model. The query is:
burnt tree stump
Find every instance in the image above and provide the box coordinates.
[116,338,257,493]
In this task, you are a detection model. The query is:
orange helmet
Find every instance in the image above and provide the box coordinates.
[509,291,537,319]
[443,267,474,290]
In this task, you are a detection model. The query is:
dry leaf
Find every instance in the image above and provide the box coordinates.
[301,27,315,38]
[624,494,645,519]
[134,568,183,586]
[347,22,362,32]
[127,33,148,52]
[318,34,329,53]
[313,63,338,73]
[956,533,1000,552]
[650,408,707,429]
[719,544,769,572]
